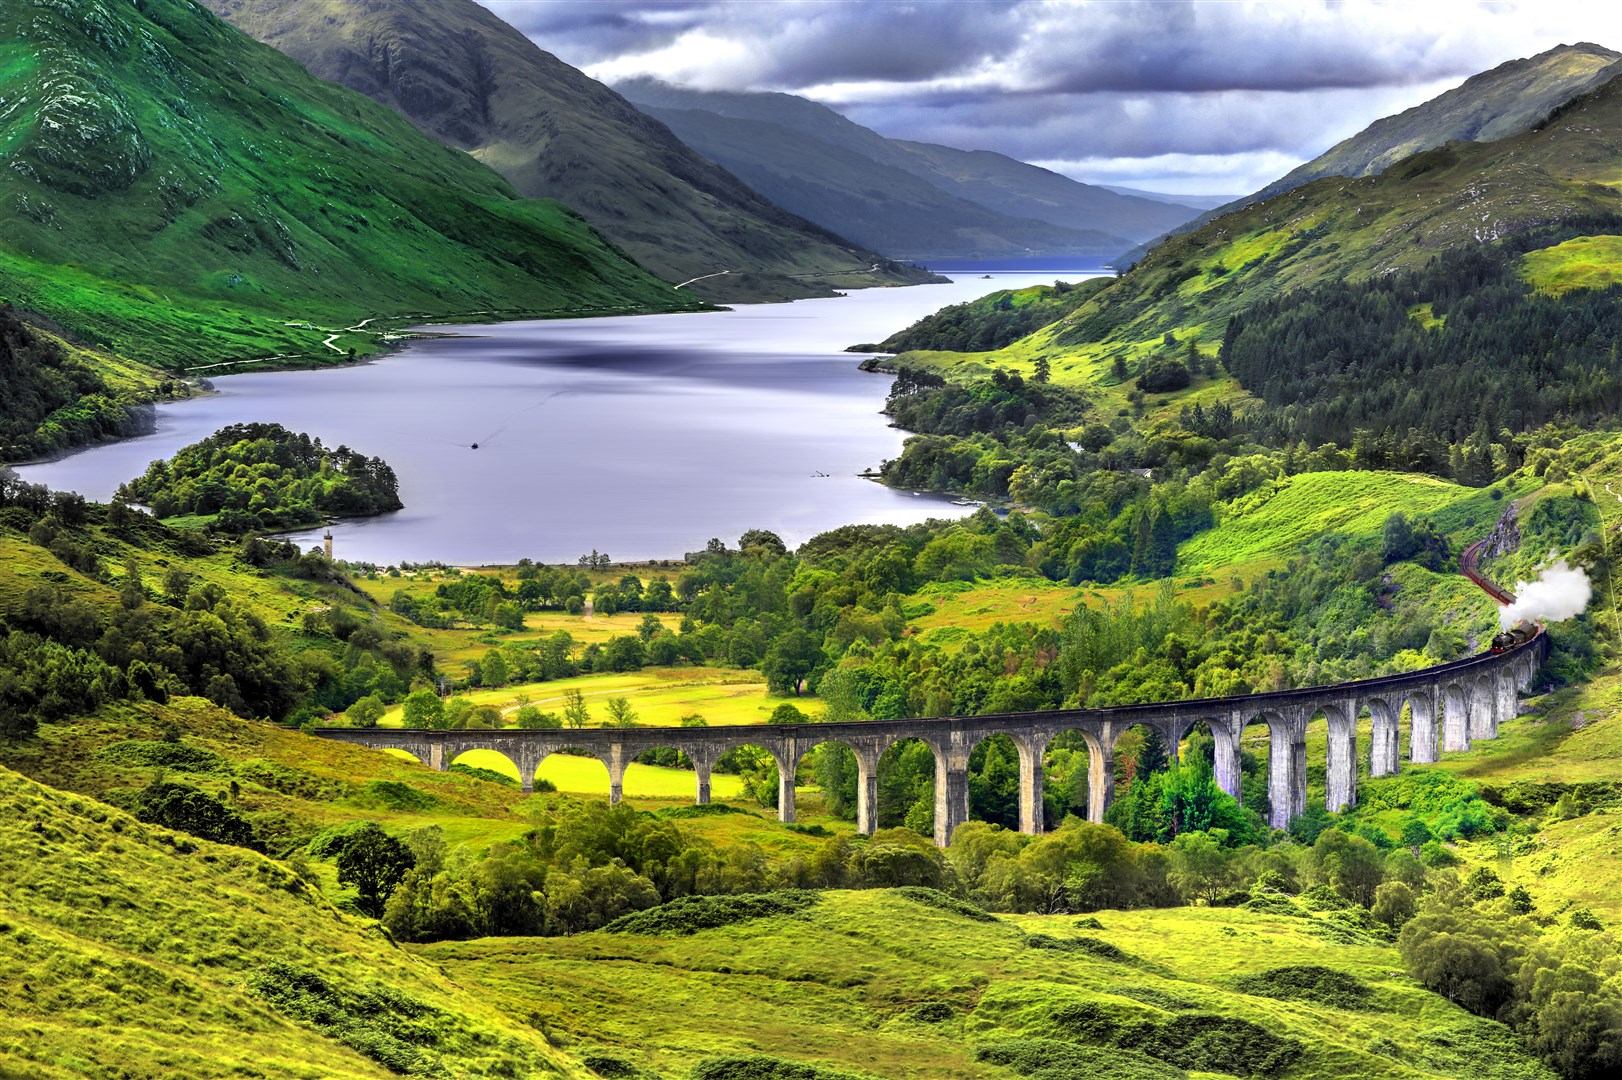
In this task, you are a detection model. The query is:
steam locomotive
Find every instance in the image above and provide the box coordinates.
[1489,625,1536,653]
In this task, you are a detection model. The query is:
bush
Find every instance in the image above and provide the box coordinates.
[975,1038,1183,1080]
[691,1056,874,1080]
[248,961,442,1074]
[1233,965,1377,1010]
[602,891,820,936]
[902,1002,956,1023]
[1025,934,1134,963]
[889,886,997,922]
[1110,986,1200,1012]
[1142,1014,1303,1076]
[582,1054,655,1079]
[353,780,441,812]
[447,762,518,787]
[655,802,755,819]
[96,739,229,772]
[131,778,259,850]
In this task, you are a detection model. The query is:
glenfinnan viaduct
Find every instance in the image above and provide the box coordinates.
[319,632,1547,847]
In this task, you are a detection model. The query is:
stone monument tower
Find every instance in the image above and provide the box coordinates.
[323,529,333,560]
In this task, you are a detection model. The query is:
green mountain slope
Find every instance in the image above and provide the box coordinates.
[432,890,1556,1080]
[932,64,1622,385]
[198,0,939,303]
[0,0,699,381]
[1122,42,1622,265]
[626,103,1128,260]
[617,79,1198,257]
[0,762,584,1079]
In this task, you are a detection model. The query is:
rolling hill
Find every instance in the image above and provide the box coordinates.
[198,0,940,303]
[0,0,701,389]
[907,60,1622,389]
[1120,42,1622,265]
[615,79,1199,260]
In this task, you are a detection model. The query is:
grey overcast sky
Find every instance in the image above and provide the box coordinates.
[475,1,1622,195]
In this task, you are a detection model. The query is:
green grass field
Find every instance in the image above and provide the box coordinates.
[1520,234,1622,294]
[425,889,1548,1080]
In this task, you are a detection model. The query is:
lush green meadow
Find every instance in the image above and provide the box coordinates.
[428,889,1549,1080]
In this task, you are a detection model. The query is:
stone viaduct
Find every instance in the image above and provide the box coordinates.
[318,630,1546,847]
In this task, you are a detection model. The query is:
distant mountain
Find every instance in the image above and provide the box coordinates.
[1100,187,1236,211]
[957,60,1622,381]
[200,0,939,303]
[0,0,697,453]
[1120,42,1622,265]
[615,80,1199,260]
[0,0,699,347]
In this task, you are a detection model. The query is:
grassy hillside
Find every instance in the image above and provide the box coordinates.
[906,67,1622,389]
[0,760,584,1079]
[617,78,1198,248]
[197,0,939,304]
[630,103,1130,261]
[0,0,699,388]
[1119,42,1622,265]
[429,889,1553,1080]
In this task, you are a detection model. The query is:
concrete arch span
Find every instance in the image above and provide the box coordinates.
[318,630,1548,847]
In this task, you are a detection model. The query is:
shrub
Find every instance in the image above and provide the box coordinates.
[131,778,258,850]
[603,891,820,936]
[1140,1014,1303,1076]
[1026,934,1133,963]
[447,762,518,787]
[1110,986,1200,1012]
[353,780,441,812]
[889,887,997,922]
[96,739,228,773]
[655,802,755,819]
[691,1056,874,1080]
[248,961,442,1074]
[1233,965,1377,1010]
[902,1002,955,1023]
[975,1038,1183,1080]
[582,1054,655,1079]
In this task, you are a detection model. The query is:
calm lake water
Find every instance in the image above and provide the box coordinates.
[18,267,1105,565]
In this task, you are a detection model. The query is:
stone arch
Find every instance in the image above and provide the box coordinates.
[706,737,793,820]
[1320,699,1359,813]
[1366,695,1400,777]
[1495,669,1519,732]
[535,745,616,799]
[875,735,942,839]
[1404,689,1438,763]
[1236,710,1277,823]
[621,741,714,803]
[1040,727,1097,830]
[1005,731,1050,836]
[793,737,880,834]
[1241,708,1305,829]
[962,732,1023,832]
[1441,682,1471,753]
[447,746,521,786]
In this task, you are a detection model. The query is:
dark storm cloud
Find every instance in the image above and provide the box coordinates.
[484,0,1024,85]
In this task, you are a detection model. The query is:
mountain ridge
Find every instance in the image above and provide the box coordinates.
[0,0,703,373]
[1119,42,1622,265]
[615,77,1199,258]
[199,0,940,302]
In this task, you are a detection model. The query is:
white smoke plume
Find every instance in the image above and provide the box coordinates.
[1499,559,1592,630]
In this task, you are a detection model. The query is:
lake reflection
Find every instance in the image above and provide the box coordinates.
[18,268,1103,565]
